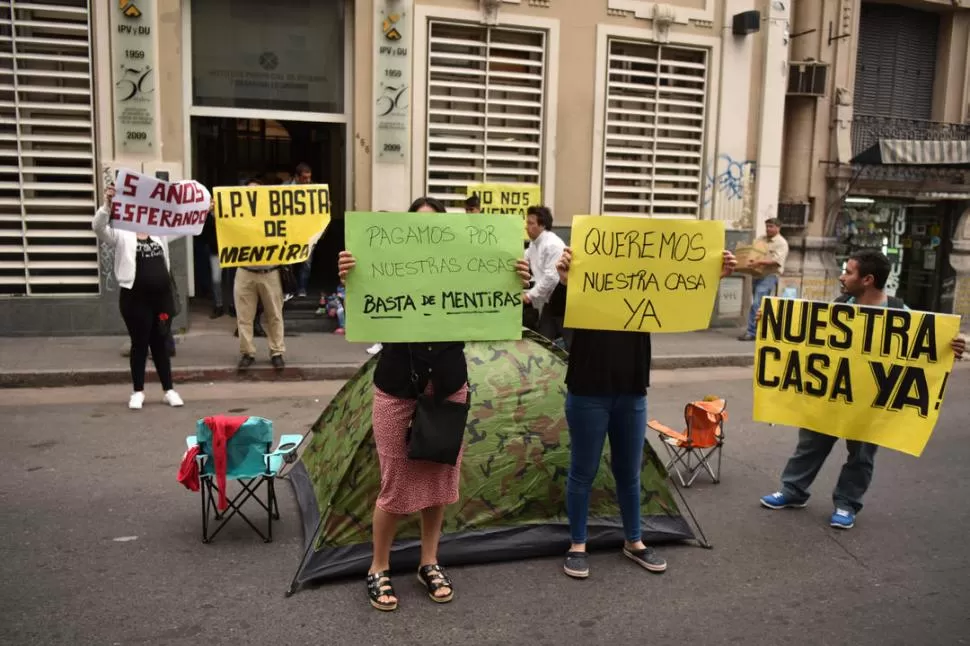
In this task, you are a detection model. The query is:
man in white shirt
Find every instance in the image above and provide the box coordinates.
[739,217,790,341]
[524,206,567,344]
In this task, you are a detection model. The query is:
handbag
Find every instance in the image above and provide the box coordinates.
[168,271,182,317]
[405,347,471,465]
[407,391,472,465]
[279,265,298,295]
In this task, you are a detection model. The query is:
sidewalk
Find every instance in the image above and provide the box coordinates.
[0,311,755,388]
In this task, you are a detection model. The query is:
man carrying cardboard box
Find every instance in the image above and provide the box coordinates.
[738,217,788,341]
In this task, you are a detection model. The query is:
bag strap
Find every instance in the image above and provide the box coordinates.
[406,344,421,398]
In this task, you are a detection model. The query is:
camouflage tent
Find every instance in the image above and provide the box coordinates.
[287,332,698,592]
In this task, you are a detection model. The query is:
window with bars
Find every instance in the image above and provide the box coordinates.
[0,0,97,296]
[601,39,707,218]
[425,21,546,210]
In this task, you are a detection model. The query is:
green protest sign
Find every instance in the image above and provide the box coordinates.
[344,211,525,343]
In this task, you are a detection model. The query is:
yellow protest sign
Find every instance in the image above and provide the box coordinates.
[467,183,540,215]
[467,183,540,240]
[213,184,331,268]
[563,216,725,333]
[753,297,961,457]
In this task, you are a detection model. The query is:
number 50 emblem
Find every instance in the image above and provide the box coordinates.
[116,65,154,101]
[377,84,408,117]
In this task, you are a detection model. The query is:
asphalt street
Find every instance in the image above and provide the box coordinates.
[1,366,968,646]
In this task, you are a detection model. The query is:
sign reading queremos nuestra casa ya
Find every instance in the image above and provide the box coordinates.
[375,0,411,163]
[112,0,157,156]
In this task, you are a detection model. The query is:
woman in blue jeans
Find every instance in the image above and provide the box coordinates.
[554,247,736,579]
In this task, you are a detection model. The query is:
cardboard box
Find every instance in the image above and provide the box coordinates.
[734,239,770,277]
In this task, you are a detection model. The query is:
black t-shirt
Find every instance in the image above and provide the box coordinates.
[373,342,468,401]
[133,238,170,293]
[565,329,651,396]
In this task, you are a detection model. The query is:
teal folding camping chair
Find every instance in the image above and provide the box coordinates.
[186,417,304,543]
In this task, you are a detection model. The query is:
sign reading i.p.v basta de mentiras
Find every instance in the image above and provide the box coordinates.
[753,297,961,457]
[564,216,726,333]
[213,184,331,268]
[344,211,524,343]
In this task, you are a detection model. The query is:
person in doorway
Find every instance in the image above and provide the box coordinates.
[739,217,789,341]
[464,195,481,214]
[234,179,286,371]
[288,162,314,298]
[199,201,225,318]
[337,196,531,612]
[524,206,567,345]
[760,249,965,529]
[553,245,737,579]
[94,185,184,410]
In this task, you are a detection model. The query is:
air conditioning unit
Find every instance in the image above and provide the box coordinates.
[778,202,810,228]
[787,61,828,97]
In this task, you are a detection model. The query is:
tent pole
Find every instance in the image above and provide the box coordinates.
[286,520,323,597]
[667,476,713,549]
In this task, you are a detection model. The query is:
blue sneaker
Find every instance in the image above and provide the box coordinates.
[830,508,855,529]
[760,491,808,510]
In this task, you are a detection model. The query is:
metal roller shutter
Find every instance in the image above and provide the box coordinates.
[425,21,545,210]
[0,0,97,296]
[854,3,939,120]
[601,38,707,218]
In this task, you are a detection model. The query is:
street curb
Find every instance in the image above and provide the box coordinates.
[0,354,755,389]
[0,363,366,389]
[652,354,753,371]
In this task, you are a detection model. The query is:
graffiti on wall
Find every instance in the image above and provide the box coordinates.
[703,154,755,206]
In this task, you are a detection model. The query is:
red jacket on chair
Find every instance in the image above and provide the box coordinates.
[204,415,250,511]
[177,446,201,492]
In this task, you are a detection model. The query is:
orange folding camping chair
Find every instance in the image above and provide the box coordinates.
[647,398,727,488]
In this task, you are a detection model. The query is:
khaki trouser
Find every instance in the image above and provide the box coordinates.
[234,268,285,357]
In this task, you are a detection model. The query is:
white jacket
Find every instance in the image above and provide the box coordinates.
[93,206,178,290]
[525,229,567,311]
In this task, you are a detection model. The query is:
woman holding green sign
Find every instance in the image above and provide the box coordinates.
[338,196,531,612]
[555,245,737,580]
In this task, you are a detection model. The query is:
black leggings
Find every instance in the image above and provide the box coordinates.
[119,288,174,392]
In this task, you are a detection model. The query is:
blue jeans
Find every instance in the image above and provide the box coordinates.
[746,274,778,336]
[296,258,312,294]
[565,393,647,544]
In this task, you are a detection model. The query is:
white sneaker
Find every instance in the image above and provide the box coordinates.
[128,391,145,410]
[366,343,383,355]
[163,390,184,407]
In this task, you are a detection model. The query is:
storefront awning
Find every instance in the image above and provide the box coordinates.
[852,139,970,165]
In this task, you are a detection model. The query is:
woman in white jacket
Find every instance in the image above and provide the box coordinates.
[93,185,184,409]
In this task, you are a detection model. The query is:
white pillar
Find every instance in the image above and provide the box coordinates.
[753,0,791,237]
[709,0,756,226]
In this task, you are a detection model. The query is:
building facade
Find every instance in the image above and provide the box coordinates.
[777,0,970,320]
[2,0,795,336]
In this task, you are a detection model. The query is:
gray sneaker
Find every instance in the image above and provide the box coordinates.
[623,546,667,573]
[563,551,589,579]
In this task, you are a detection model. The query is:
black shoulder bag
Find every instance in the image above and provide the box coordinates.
[405,347,471,466]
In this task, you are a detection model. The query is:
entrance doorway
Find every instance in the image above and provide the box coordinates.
[897,203,955,313]
[190,117,347,302]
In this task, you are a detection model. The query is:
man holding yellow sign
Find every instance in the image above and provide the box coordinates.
[213,181,331,371]
[756,250,965,530]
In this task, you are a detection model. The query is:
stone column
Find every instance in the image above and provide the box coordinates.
[949,206,970,332]
[779,234,842,301]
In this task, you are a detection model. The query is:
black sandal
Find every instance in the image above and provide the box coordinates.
[417,564,454,603]
[366,571,398,611]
